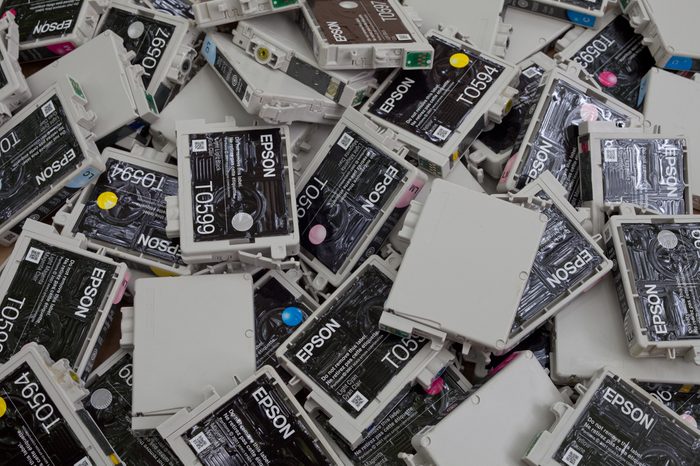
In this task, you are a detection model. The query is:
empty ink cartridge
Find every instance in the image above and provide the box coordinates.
[167,119,298,265]
[157,366,341,465]
[296,0,433,70]
[0,81,104,242]
[0,220,129,377]
[276,255,455,447]
[361,29,519,178]
[0,343,124,465]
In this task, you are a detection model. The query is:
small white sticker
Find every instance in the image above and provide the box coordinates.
[657,230,679,250]
[433,125,452,141]
[347,390,369,411]
[337,132,354,150]
[191,139,207,152]
[189,432,212,453]
[41,100,55,117]
[396,33,412,41]
[74,457,92,466]
[25,247,44,264]
[603,147,618,163]
[231,212,254,232]
[522,66,542,79]
[562,447,583,466]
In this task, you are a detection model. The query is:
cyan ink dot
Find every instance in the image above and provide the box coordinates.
[665,56,693,71]
[566,10,596,27]
[282,307,304,327]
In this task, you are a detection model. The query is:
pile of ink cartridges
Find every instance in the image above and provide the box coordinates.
[0,0,698,464]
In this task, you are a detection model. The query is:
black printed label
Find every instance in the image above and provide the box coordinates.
[149,0,193,19]
[297,128,407,274]
[599,138,686,214]
[369,35,504,148]
[284,264,427,417]
[479,64,546,156]
[505,0,603,22]
[305,0,413,45]
[287,56,346,103]
[85,353,183,466]
[516,79,631,205]
[207,41,248,101]
[512,191,605,334]
[182,373,335,465]
[99,8,176,88]
[570,16,654,109]
[333,369,470,465]
[0,362,91,465]
[188,128,290,242]
[254,276,313,371]
[637,383,700,429]
[553,375,700,465]
[74,158,183,265]
[9,186,80,236]
[1,0,82,43]
[0,95,85,226]
[619,223,700,342]
[0,239,116,367]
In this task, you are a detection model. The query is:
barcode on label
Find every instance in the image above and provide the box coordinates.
[396,33,412,41]
[189,432,212,453]
[523,66,542,79]
[603,147,618,163]
[25,247,44,264]
[41,100,55,117]
[337,132,354,150]
[347,390,369,411]
[191,139,207,152]
[433,125,452,141]
[562,447,583,466]
[74,457,92,466]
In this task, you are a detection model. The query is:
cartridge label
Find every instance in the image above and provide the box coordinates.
[254,276,314,371]
[637,382,700,429]
[74,158,184,266]
[505,0,603,25]
[368,35,504,148]
[297,128,407,274]
[553,375,700,465]
[182,373,335,464]
[204,39,249,101]
[479,63,546,156]
[0,239,116,366]
[287,56,346,103]
[570,15,654,109]
[332,369,471,465]
[99,8,177,88]
[1,0,82,42]
[0,95,85,226]
[516,79,632,205]
[149,0,193,19]
[284,264,428,417]
[0,362,92,465]
[512,191,605,335]
[9,186,80,236]
[619,223,700,342]
[599,138,687,214]
[188,128,291,242]
[85,353,183,466]
[306,0,414,45]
